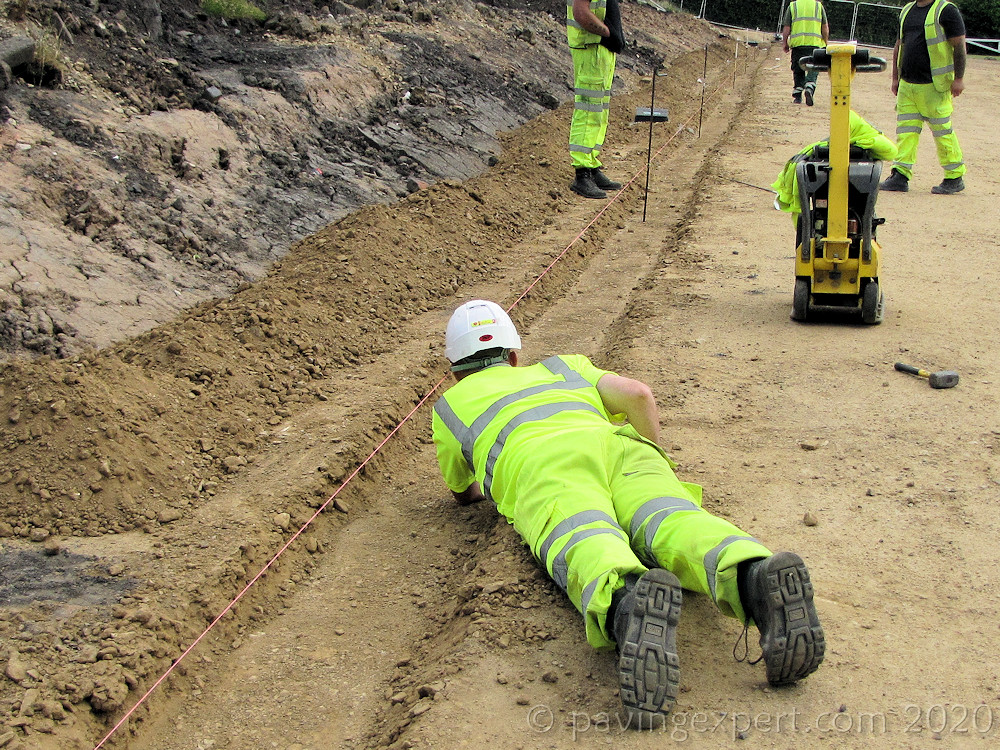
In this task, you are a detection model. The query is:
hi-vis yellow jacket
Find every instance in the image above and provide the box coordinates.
[899,0,958,93]
[789,0,825,47]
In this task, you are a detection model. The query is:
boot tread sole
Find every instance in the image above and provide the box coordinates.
[618,568,682,729]
[755,552,825,685]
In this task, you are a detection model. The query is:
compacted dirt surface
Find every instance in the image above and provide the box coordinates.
[3,2,1000,749]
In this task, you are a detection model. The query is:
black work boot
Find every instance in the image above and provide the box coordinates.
[879,169,909,192]
[740,552,825,685]
[931,176,965,194]
[591,167,622,191]
[611,568,682,729]
[803,83,815,106]
[570,167,607,199]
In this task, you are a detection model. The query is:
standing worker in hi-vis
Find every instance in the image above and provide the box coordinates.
[432,300,825,728]
[879,0,968,194]
[566,0,626,199]
[781,0,830,105]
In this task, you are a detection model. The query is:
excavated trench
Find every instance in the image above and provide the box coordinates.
[122,46,762,750]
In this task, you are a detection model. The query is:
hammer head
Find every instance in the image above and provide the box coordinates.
[928,370,960,389]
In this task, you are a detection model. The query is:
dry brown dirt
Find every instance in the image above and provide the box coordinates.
[3,11,1000,750]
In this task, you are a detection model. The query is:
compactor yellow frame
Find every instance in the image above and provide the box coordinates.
[791,44,887,324]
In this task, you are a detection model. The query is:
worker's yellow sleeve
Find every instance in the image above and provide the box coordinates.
[771,111,897,215]
[848,111,898,162]
[432,408,476,493]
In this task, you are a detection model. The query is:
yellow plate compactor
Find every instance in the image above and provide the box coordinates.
[791,44,888,324]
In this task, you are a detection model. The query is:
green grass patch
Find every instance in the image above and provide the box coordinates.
[201,0,267,22]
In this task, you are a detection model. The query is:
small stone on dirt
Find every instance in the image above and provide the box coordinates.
[409,700,432,717]
[157,508,183,524]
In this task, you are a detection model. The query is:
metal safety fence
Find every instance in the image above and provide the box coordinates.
[666,0,998,53]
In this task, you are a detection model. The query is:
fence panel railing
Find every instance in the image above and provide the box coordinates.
[672,0,998,56]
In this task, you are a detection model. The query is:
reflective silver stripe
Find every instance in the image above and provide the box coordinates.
[538,509,620,567]
[927,33,946,44]
[927,115,951,125]
[467,376,587,460]
[896,125,922,134]
[433,397,474,471]
[892,160,914,169]
[930,127,954,137]
[483,402,604,497]
[540,355,575,381]
[942,161,963,170]
[574,101,606,113]
[704,535,758,602]
[551,527,627,589]
[580,577,601,618]
[642,501,701,560]
[931,64,955,76]
[897,112,923,122]
[570,143,595,154]
[628,496,699,559]
[789,31,821,40]
[574,87,608,98]
[567,19,585,30]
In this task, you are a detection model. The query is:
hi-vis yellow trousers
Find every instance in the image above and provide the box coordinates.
[569,43,615,169]
[511,424,772,650]
[893,80,966,180]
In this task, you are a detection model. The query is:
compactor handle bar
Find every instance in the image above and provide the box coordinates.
[799,47,887,73]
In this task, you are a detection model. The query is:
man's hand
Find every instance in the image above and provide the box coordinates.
[453,482,486,506]
[951,78,964,97]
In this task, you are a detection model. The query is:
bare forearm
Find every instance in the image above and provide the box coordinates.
[625,403,660,444]
[572,1,608,37]
[597,374,661,444]
[953,42,966,79]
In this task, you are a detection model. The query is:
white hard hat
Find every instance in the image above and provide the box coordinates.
[445,300,521,365]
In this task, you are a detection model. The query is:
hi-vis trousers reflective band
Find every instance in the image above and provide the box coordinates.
[892,79,965,179]
[569,44,616,169]
[521,429,771,650]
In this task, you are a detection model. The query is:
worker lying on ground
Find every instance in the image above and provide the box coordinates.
[431,300,825,729]
[771,109,897,217]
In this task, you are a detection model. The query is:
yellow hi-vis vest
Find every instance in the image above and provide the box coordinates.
[789,0,825,47]
[899,0,957,93]
[567,0,607,49]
